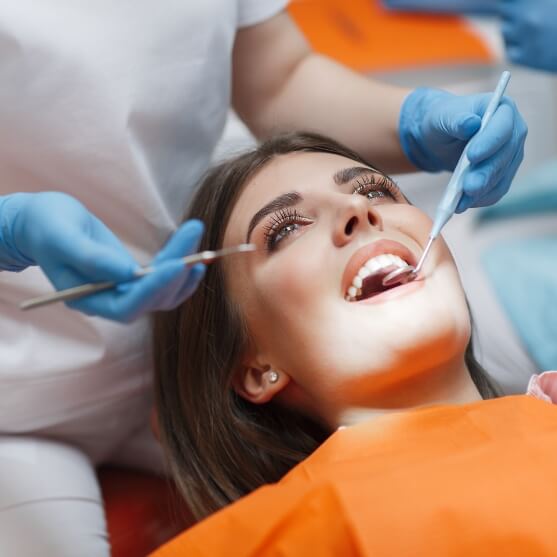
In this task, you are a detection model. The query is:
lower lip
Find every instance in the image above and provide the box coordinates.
[354,278,425,305]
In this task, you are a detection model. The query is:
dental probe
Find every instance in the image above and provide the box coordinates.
[382,70,511,288]
[19,243,256,311]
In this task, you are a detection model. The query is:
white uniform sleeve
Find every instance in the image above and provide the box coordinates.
[237,0,289,28]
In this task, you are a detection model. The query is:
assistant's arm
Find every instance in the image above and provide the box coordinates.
[232,11,410,173]
[232,10,527,210]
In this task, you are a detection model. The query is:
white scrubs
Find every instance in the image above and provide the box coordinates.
[0,1,287,555]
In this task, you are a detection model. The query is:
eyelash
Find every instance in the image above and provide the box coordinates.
[262,175,402,252]
[263,208,311,252]
[352,174,401,201]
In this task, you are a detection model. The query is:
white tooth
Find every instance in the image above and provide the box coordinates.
[365,258,381,272]
[348,286,357,298]
[392,255,407,268]
[387,254,405,268]
[376,254,392,267]
[352,252,410,291]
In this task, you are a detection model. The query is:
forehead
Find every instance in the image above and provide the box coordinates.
[225,151,362,244]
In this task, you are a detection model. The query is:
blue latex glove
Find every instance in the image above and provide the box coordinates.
[399,87,527,212]
[0,192,205,322]
[382,0,498,14]
[500,0,557,73]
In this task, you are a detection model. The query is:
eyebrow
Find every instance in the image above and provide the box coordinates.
[246,191,303,242]
[333,166,381,185]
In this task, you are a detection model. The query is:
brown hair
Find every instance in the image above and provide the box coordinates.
[153,132,498,523]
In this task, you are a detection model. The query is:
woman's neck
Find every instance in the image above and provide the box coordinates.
[336,357,482,428]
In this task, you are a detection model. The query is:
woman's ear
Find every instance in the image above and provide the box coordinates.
[233,363,290,404]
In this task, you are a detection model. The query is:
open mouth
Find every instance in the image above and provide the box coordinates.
[343,240,417,302]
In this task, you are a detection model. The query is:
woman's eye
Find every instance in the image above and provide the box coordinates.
[359,188,389,202]
[352,175,401,203]
[263,209,311,252]
[274,223,299,243]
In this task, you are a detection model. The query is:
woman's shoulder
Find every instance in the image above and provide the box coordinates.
[151,395,557,557]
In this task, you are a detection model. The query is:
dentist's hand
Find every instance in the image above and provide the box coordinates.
[399,88,527,212]
[500,0,557,73]
[0,192,205,322]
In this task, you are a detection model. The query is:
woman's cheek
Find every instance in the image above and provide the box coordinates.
[259,241,322,304]
[270,264,314,306]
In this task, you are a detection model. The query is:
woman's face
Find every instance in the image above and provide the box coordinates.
[224,152,470,420]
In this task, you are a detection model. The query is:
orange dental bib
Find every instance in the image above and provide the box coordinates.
[152,396,557,556]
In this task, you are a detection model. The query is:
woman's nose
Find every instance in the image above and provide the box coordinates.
[332,197,383,247]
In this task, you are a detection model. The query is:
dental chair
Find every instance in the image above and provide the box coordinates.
[99,466,193,557]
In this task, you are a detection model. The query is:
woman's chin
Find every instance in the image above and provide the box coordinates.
[332,303,471,406]
[333,342,469,409]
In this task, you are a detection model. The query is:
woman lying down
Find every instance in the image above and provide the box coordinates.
[151,132,557,556]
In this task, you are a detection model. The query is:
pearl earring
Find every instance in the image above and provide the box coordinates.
[268,370,279,384]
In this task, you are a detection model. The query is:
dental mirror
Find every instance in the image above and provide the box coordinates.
[381,236,434,287]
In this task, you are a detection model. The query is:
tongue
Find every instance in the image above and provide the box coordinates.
[359,265,399,300]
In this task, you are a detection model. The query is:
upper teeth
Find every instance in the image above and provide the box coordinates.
[345,253,408,301]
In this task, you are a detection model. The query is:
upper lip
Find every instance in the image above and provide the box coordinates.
[341,239,418,296]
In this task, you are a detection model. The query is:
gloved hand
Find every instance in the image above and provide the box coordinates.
[382,0,498,14]
[500,0,557,73]
[0,192,205,322]
[399,87,527,212]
